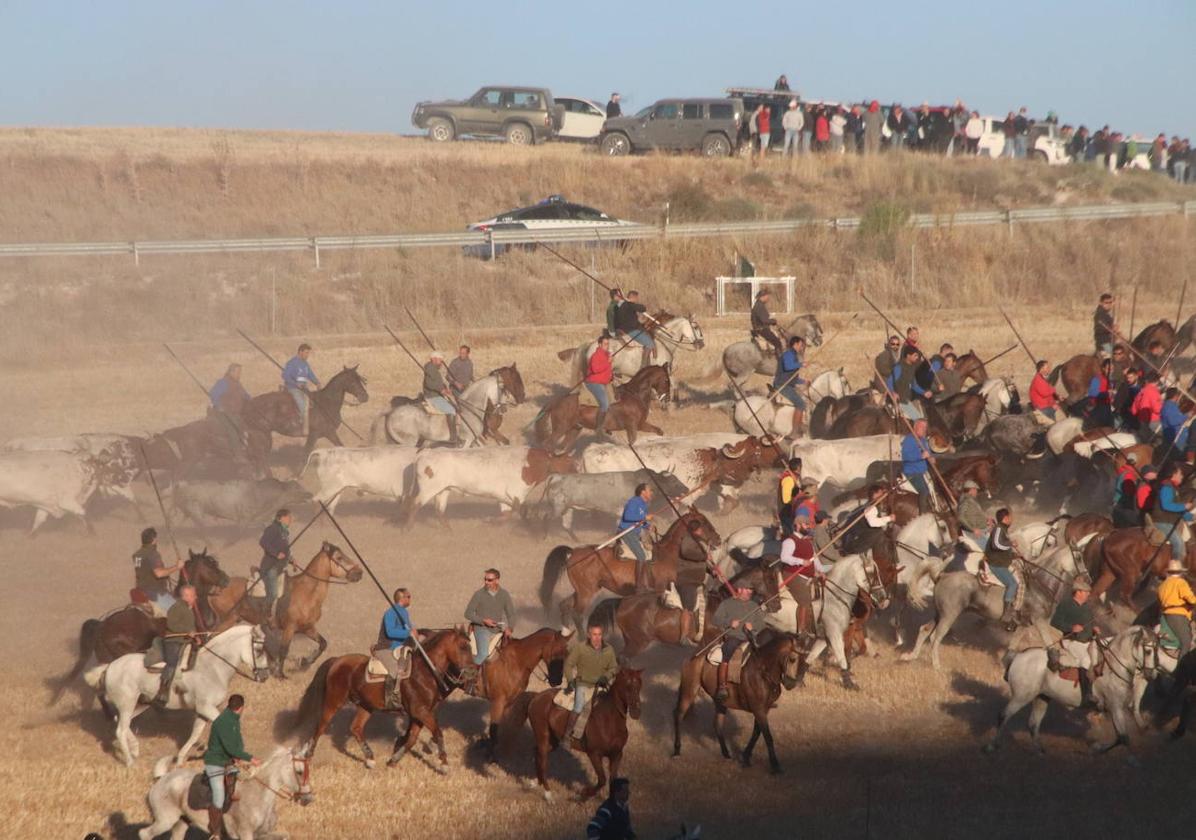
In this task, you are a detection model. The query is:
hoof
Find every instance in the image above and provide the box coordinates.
[768,764,784,776]
[542,789,554,803]
[842,674,860,691]
[898,653,915,662]
[364,758,376,770]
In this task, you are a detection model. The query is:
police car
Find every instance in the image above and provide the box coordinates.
[464,195,638,259]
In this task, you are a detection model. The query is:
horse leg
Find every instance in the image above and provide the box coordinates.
[900,620,938,663]
[672,680,696,758]
[713,707,732,760]
[1092,695,1133,754]
[534,719,554,800]
[388,719,419,767]
[174,715,210,766]
[114,709,135,766]
[275,628,293,679]
[580,750,607,799]
[742,720,761,767]
[826,618,857,690]
[1027,697,1052,754]
[1089,567,1117,612]
[983,693,1032,754]
[639,421,664,436]
[346,706,376,769]
[299,630,327,672]
[759,718,782,774]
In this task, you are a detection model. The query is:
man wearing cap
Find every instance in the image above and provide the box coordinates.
[956,480,989,551]
[423,350,461,445]
[1048,579,1098,708]
[1158,559,1196,656]
[283,343,320,436]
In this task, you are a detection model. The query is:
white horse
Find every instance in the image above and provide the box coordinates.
[722,314,824,388]
[715,524,779,577]
[140,745,314,840]
[888,513,954,647]
[795,553,891,690]
[562,314,706,387]
[371,372,513,447]
[84,623,268,766]
[731,369,852,439]
[970,378,1016,437]
[984,626,1159,754]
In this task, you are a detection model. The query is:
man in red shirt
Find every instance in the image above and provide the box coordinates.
[1028,359,1061,421]
[585,333,614,437]
[1131,371,1163,441]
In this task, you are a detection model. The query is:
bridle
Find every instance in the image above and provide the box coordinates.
[288,545,359,585]
[247,751,313,802]
[196,625,269,682]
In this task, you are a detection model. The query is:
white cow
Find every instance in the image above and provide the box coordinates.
[789,435,901,487]
[3,433,141,505]
[408,446,577,517]
[301,445,421,514]
[0,449,106,533]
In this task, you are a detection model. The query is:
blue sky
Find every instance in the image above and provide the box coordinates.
[2,1,1193,137]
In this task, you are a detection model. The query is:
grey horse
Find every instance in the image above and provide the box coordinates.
[722,314,823,388]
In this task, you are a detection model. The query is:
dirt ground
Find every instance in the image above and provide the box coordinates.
[2,304,1194,840]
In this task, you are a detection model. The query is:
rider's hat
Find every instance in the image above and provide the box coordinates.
[1166,558,1187,575]
[429,349,445,360]
[961,479,980,491]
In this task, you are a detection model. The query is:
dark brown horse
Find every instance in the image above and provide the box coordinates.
[177,550,272,632]
[243,365,370,466]
[809,393,875,438]
[673,633,802,774]
[524,667,643,799]
[490,363,527,405]
[292,627,474,770]
[954,351,989,386]
[534,365,670,450]
[539,508,722,632]
[471,627,570,760]
[1083,528,1192,607]
[825,405,954,453]
[1058,512,1114,548]
[1132,320,1176,357]
[1049,354,1102,402]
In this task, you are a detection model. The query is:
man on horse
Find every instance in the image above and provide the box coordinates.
[1131,371,1163,442]
[874,335,901,392]
[618,483,654,592]
[713,585,756,702]
[812,510,843,562]
[1047,579,1098,708]
[614,289,655,369]
[376,588,413,710]
[202,693,261,840]
[1111,455,1143,528]
[1029,359,1062,422]
[423,350,461,446]
[586,332,614,438]
[448,345,474,396]
[1153,464,1194,564]
[985,508,1020,630]
[283,343,320,436]
[776,457,802,534]
[209,363,251,453]
[1160,387,1191,458]
[605,288,624,335]
[901,418,936,512]
[1159,559,1196,656]
[562,623,618,741]
[779,523,828,642]
[465,568,516,665]
[750,288,783,358]
[772,335,807,437]
[152,583,200,707]
[258,509,292,619]
[935,353,962,401]
[132,527,180,613]
[675,527,709,647]
[586,777,635,840]
[1086,358,1115,428]
[1114,366,1142,432]
[956,480,989,551]
[888,345,925,420]
[1093,292,1116,356]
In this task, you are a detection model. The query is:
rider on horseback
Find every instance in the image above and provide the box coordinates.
[132,527,180,613]
[465,568,516,665]
[562,624,618,741]
[447,345,474,396]
[258,509,292,619]
[1029,359,1061,422]
[423,351,461,445]
[614,290,655,369]
[283,343,320,436]
[376,588,413,710]
[605,288,624,335]
[956,480,989,551]
[1153,464,1194,564]
[750,289,783,358]
[618,484,653,593]
[1093,292,1116,356]
[202,693,260,840]
[779,523,828,642]
[152,584,199,707]
[888,346,925,421]
[772,335,807,437]
[985,508,1020,630]
[1159,559,1196,657]
[713,585,756,702]
[1047,579,1098,708]
[586,333,614,438]
[776,457,802,534]
[901,418,936,513]
[209,363,250,454]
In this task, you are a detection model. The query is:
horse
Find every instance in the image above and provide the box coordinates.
[539,508,722,633]
[559,314,705,390]
[371,364,525,448]
[732,379,857,440]
[148,419,252,477]
[534,365,670,450]
[268,542,363,677]
[809,391,880,438]
[933,378,1016,441]
[824,404,954,455]
[292,627,474,770]
[179,550,269,632]
[806,368,853,403]
[1048,354,1102,403]
[900,542,1087,670]
[1082,527,1190,608]
[890,513,956,647]
[139,745,314,840]
[984,626,1159,754]
[84,623,269,766]
[1132,319,1176,357]
[673,633,802,774]
[524,667,643,800]
[722,314,824,388]
[471,627,570,761]
[242,365,370,464]
[953,351,989,386]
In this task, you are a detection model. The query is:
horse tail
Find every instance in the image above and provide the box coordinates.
[49,618,102,704]
[82,660,109,693]
[291,657,335,741]
[539,545,572,619]
[588,597,622,640]
[1046,363,1063,387]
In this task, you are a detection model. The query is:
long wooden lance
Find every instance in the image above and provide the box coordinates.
[859,289,945,391]
[980,344,1018,369]
[1176,278,1188,331]
[726,373,789,463]
[137,441,206,632]
[383,324,484,448]
[161,343,250,456]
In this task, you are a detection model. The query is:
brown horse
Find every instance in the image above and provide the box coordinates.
[524,667,643,799]
[673,633,802,774]
[809,393,875,438]
[954,351,989,386]
[534,365,670,450]
[1132,320,1176,357]
[1049,354,1102,402]
[1083,528,1192,607]
[266,542,363,677]
[1059,512,1114,547]
[243,365,370,466]
[179,551,270,632]
[470,628,570,760]
[539,508,722,632]
[292,627,474,770]
[825,405,954,453]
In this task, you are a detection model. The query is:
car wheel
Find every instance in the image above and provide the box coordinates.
[1031,150,1048,164]
[427,118,454,142]
[701,133,731,157]
[505,123,533,145]
[601,133,631,156]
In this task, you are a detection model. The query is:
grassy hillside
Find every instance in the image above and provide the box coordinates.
[0,127,1192,357]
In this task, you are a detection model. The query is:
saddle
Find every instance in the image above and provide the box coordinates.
[615,539,653,564]
[144,639,197,672]
[552,683,605,742]
[389,395,438,415]
[469,630,505,661]
[187,769,235,813]
[127,592,165,619]
[706,641,752,683]
[365,645,413,683]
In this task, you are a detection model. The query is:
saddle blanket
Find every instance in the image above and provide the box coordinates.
[705,642,751,683]
[469,630,503,660]
[365,645,413,683]
[551,684,601,738]
[963,555,1026,613]
[187,769,235,813]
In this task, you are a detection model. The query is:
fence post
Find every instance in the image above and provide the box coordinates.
[132,242,139,267]
[1006,209,1013,234]
[270,268,277,335]
[312,238,320,269]
[910,241,916,286]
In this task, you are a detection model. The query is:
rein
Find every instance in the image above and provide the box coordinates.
[193,628,265,682]
[245,754,311,802]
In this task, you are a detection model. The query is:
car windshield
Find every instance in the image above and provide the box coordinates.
[567,204,611,222]
[633,105,652,118]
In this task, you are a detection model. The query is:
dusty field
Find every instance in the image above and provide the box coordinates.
[1,300,1194,840]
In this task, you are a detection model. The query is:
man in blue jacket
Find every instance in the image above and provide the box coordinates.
[282,343,320,435]
[376,588,413,710]
[772,336,807,437]
[902,417,936,512]
[618,483,654,591]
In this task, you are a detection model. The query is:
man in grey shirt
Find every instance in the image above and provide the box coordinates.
[448,345,474,396]
[465,567,517,664]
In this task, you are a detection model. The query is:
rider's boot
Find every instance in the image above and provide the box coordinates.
[152,665,175,708]
[715,661,731,702]
[790,409,805,439]
[678,609,696,646]
[1000,602,1017,631]
[224,771,238,804]
[207,806,224,840]
[634,559,650,594]
[1078,668,1098,709]
[797,606,814,644]
[447,415,462,446]
[384,676,400,709]
[593,409,608,438]
[641,346,653,369]
[565,711,581,742]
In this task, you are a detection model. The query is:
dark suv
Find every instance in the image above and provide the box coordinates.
[411,86,564,145]
[599,98,745,157]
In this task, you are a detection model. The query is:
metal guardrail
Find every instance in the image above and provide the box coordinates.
[0,200,1190,264]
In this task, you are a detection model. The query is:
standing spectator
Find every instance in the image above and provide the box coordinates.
[747,102,760,155]
[846,104,865,153]
[1150,133,1168,172]
[915,103,933,150]
[586,777,635,840]
[774,74,790,92]
[1068,125,1089,162]
[800,101,814,153]
[781,99,803,157]
[829,107,847,154]
[965,111,983,155]
[1120,133,1135,171]
[863,100,883,155]
[1001,112,1017,158]
[814,107,830,151]
[1173,139,1190,184]
[888,105,908,150]
[1013,107,1030,158]
[756,102,772,155]
[605,93,621,119]
[1091,127,1109,168]
[948,101,967,156]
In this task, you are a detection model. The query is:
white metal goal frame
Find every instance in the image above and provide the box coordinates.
[715,276,795,316]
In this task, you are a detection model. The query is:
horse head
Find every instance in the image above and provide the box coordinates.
[614,667,643,720]
[494,363,527,404]
[684,314,705,349]
[320,541,363,582]
[336,365,370,405]
[681,507,721,549]
[544,630,570,687]
[860,554,891,611]
[187,548,230,588]
[285,749,316,806]
[780,637,803,690]
[1137,627,1159,682]
[802,314,824,347]
[239,623,271,683]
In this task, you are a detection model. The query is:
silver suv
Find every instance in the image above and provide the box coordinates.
[599,98,745,157]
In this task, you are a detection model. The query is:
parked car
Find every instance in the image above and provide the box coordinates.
[1028,123,1073,165]
[599,98,744,157]
[463,195,638,259]
[974,116,1009,158]
[555,97,607,141]
[411,86,564,145]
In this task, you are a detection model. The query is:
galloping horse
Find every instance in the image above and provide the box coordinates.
[539,509,722,633]
[722,314,824,388]
[523,667,643,800]
[471,628,569,760]
[953,351,989,386]
[293,627,474,770]
[673,634,803,774]
[1083,527,1193,607]
[179,551,267,632]
[560,314,705,387]
[243,365,370,466]
[1132,319,1176,357]
[267,542,363,677]
[1048,354,1102,403]
[534,365,670,450]
[372,364,525,447]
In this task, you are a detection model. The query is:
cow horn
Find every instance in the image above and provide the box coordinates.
[720,442,746,459]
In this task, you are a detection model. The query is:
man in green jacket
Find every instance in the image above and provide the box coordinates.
[203,693,260,839]
[153,584,199,707]
[563,624,619,740]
